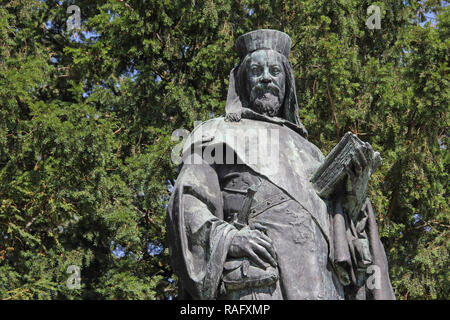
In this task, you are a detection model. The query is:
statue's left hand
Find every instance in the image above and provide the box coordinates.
[343,142,382,218]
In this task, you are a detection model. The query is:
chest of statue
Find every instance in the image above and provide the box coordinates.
[214,163,343,300]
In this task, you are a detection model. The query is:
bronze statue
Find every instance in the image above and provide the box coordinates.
[166,29,395,300]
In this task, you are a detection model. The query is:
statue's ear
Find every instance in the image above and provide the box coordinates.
[225,66,242,122]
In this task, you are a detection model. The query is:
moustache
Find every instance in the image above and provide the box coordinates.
[252,83,281,98]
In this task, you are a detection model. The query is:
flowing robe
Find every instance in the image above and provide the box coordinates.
[166,117,395,300]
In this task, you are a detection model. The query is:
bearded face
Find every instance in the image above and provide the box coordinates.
[246,49,286,117]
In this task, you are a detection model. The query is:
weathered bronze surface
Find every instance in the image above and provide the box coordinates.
[166,29,395,300]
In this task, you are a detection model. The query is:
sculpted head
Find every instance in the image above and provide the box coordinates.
[232,29,292,119]
[225,30,308,137]
[245,49,286,117]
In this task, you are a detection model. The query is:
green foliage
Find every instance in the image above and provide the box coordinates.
[0,0,448,299]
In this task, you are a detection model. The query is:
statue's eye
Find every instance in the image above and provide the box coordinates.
[251,66,262,75]
[270,66,281,76]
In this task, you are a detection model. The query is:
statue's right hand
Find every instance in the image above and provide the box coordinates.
[228,227,277,269]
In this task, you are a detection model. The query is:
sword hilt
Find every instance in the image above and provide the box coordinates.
[237,184,258,225]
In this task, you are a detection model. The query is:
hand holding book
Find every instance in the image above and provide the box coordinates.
[310,132,382,218]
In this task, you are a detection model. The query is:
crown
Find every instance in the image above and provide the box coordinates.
[235,29,292,59]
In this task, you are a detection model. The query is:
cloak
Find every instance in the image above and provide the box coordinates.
[167,117,395,299]
[166,36,395,298]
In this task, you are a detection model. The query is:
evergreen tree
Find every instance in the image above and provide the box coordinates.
[0,0,448,299]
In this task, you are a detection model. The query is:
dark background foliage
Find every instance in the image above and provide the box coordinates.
[0,0,448,299]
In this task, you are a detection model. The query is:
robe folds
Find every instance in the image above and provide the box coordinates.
[166,116,395,300]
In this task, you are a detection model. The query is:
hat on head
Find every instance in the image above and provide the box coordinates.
[225,29,308,137]
[235,29,292,59]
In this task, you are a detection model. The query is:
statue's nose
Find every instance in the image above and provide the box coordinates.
[260,69,271,83]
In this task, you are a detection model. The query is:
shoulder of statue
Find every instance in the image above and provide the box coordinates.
[181,118,224,152]
[183,117,325,163]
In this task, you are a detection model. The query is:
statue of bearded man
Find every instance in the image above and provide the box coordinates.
[166,29,395,300]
